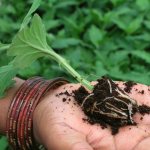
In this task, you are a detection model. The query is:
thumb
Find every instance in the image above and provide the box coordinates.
[42,123,93,150]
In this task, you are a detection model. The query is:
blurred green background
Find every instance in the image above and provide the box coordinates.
[1,0,150,149]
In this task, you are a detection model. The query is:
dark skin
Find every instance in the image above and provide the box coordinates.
[1,79,150,150]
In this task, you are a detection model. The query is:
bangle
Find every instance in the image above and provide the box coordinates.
[6,77,69,149]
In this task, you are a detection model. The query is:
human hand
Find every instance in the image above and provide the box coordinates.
[33,82,150,150]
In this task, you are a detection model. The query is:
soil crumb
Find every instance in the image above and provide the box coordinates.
[73,76,150,135]
[138,90,144,94]
[139,104,150,115]
[73,86,89,105]
[57,90,72,97]
[62,98,66,102]
[140,117,143,120]
[124,81,137,93]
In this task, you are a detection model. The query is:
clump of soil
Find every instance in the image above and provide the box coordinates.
[73,76,150,135]
[138,90,144,94]
[138,104,150,115]
[124,81,137,93]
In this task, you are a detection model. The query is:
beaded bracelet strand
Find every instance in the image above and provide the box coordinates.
[26,78,70,149]
[25,81,52,149]
[17,79,45,149]
[7,77,44,149]
[6,77,42,148]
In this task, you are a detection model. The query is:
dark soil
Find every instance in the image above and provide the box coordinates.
[124,81,137,93]
[73,76,150,135]
[138,104,150,115]
[138,90,144,94]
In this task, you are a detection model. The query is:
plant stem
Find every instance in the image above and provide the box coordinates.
[46,49,93,91]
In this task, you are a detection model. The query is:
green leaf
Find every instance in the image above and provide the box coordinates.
[108,51,130,66]
[91,9,103,22]
[0,136,8,149]
[0,64,17,98]
[144,20,150,30]
[7,14,50,68]
[113,17,126,31]
[18,61,41,78]
[126,16,143,34]
[55,1,78,8]
[111,0,124,5]
[130,50,150,64]
[44,20,60,31]
[88,25,105,48]
[0,42,10,52]
[52,38,80,49]
[20,0,41,30]
[136,0,150,11]
[95,61,108,77]
[109,67,150,84]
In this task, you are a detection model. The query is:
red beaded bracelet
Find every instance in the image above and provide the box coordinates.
[6,77,69,149]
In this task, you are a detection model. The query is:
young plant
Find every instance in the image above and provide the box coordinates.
[9,14,93,89]
[0,14,93,97]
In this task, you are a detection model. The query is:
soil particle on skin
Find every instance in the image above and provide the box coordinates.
[111,127,119,135]
[138,104,150,115]
[73,76,150,135]
[62,98,66,102]
[57,90,74,103]
[64,90,72,96]
[73,102,77,105]
[138,90,144,94]
[57,90,72,97]
[56,94,59,97]
[140,117,143,120]
[82,118,87,123]
[124,81,137,93]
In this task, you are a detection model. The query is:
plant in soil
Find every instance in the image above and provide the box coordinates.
[73,76,150,134]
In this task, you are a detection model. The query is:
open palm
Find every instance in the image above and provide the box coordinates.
[33,82,150,150]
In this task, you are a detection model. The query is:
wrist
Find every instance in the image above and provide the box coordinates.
[32,87,56,145]
[32,83,78,146]
[0,78,24,134]
[32,83,70,146]
[4,77,69,149]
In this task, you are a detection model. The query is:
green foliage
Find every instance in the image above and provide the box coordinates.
[0,43,10,52]
[0,65,17,97]
[0,136,8,149]
[7,13,92,90]
[1,0,150,149]
[88,25,105,48]
[0,0,42,98]
[20,0,41,30]
[8,14,49,68]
